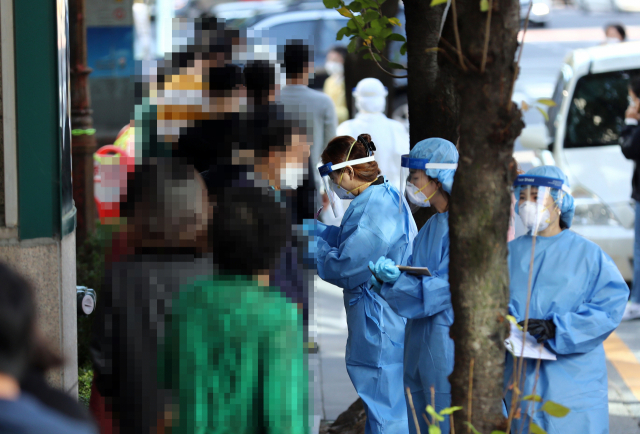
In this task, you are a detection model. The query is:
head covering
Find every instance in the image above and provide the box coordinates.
[514,165,575,228]
[353,78,387,114]
[409,138,459,194]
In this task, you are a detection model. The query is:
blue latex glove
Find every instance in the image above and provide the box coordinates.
[374,256,400,283]
[369,274,382,293]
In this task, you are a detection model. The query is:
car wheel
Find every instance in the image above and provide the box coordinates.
[391,93,409,132]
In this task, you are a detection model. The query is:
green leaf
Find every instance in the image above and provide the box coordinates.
[439,406,463,415]
[522,395,543,402]
[347,19,358,30]
[357,45,369,53]
[363,53,372,60]
[480,0,489,11]
[541,401,570,418]
[464,422,482,434]
[536,98,557,107]
[372,52,381,61]
[336,27,349,40]
[429,426,442,434]
[536,106,550,122]
[430,0,448,6]
[337,6,354,17]
[387,33,406,42]
[364,9,379,23]
[490,432,507,434]
[365,27,381,37]
[347,37,359,53]
[387,62,406,70]
[426,405,445,422]
[529,422,547,434]
[380,27,393,39]
[323,0,341,8]
[347,0,362,11]
[372,37,386,51]
[388,17,402,26]
[400,42,407,55]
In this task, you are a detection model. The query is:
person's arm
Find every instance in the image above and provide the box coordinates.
[620,123,640,161]
[546,251,629,355]
[316,220,340,247]
[316,226,389,289]
[379,251,451,319]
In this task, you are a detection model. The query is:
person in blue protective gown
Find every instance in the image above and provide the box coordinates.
[316,133,418,434]
[370,138,459,434]
[504,166,629,434]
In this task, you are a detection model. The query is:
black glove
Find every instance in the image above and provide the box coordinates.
[518,319,556,343]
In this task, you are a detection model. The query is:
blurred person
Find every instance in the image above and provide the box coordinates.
[620,74,640,321]
[280,40,338,221]
[604,23,626,44]
[504,166,628,434]
[323,46,349,124]
[316,134,417,434]
[91,160,213,434]
[0,262,97,434]
[337,78,409,190]
[370,138,458,434]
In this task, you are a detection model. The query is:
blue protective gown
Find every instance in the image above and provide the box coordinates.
[505,230,628,434]
[380,211,454,434]
[316,177,417,434]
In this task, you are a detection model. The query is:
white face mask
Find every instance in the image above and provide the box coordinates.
[356,96,386,114]
[279,164,305,189]
[405,181,437,207]
[333,183,355,200]
[606,37,621,44]
[325,61,344,77]
[519,202,551,233]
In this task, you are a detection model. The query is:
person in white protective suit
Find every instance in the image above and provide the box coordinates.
[337,78,409,191]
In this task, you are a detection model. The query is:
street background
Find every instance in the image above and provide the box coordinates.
[314,5,640,432]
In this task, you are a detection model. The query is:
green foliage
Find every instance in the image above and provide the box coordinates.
[464,422,482,434]
[480,0,489,11]
[439,406,463,415]
[430,0,448,5]
[427,405,446,422]
[429,425,442,434]
[78,366,93,407]
[522,394,543,402]
[529,422,547,434]
[541,401,570,418]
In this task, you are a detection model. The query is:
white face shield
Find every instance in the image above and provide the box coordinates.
[513,175,569,235]
[399,154,458,213]
[318,155,376,217]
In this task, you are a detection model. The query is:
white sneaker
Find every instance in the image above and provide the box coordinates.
[621,301,640,322]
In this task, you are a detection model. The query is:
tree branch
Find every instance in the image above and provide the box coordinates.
[450,0,467,72]
[439,37,479,72]
[480,0,493,73]
[367,42,408,78]
[507,1,532,110]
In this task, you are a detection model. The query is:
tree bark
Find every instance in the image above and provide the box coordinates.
[447,0,523,432]
[344,0,398,119]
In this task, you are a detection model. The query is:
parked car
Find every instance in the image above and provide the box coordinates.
[518,41,640,281]
[520,0,552,26]
[239,3,410,128]
[211,1,289,27]
[576,0,640,12]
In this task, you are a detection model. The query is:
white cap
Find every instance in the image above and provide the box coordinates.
[353,78,388,114]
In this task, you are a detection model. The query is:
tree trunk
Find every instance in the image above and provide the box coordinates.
[403,0,459,147]
[447,0,523,432]
[344,0,398,119]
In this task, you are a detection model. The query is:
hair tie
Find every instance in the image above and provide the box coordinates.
[358,135,376,156]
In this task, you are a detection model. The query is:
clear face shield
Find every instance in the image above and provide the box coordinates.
[399,155,458,212]
[513,175,567,235]
[318,155,376,218]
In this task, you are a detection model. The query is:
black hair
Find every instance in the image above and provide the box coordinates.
[605,23,626,41]
[284,40,312,79]
[0,262,36,380]
[329,46,348,62]
[630,75,640,99]
[244,60,277,105]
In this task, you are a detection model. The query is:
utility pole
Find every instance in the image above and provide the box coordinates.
[69,0,97,244]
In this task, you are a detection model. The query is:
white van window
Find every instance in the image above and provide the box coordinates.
[565,69,640,149]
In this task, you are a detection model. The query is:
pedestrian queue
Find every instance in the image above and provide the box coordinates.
[369,138,458,434]
[315,133,417,434]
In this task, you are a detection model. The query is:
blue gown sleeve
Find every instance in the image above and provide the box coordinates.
[380,252,451,319]
[547,251,629,355]
[317,226,390,290]
[316,221,340,248]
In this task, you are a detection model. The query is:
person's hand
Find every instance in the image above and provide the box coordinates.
[373,256,401,283]
[322,192,330,208]
[518,319,556,343]
[626,102,640,121]
[369,275,382,293]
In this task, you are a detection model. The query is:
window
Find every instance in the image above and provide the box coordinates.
[265,20,318,47]
[564,69,640,149]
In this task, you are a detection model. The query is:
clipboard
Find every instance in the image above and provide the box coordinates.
[369,264,432,283]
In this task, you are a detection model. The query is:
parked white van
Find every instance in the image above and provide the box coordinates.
[519,42,640,281]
